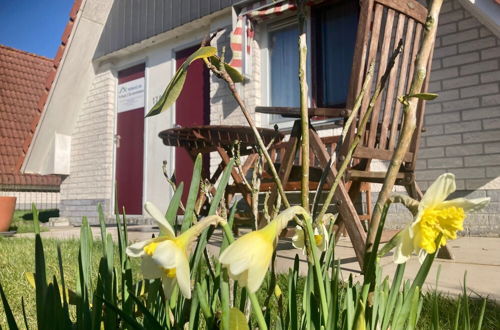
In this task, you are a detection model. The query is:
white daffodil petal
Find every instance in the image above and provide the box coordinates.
[151,240,178,270]
[126,239,154,257]
[291,226,305,250]
[393,227,413,264]
[145,201,175,239]
[420,173,456,209]
[162,276,177,299]
[141,255,163,279]
[219,234,254,265]
[175,250,192,299]
[439,197,490,213]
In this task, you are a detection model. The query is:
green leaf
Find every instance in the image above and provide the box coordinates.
[353,300,366,330]
[229,308,250,330]
[182,153,203,233]
[146,46,217,117]
[165,182,184,230]
[208,56,244,83]
[408,92,438,100]
[0,279,19,330]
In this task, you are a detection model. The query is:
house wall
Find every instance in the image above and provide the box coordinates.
[59,11,232,224]
[59,68,116,224]
[409,0,500,235]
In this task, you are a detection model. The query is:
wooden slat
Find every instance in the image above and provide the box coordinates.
[255,106,350,118]
[388,18,415,149]
[367,7,395,149]
[375,0,428,24]
[353,145,414,162]
[359,3,383,130]
[379,12,406,150]
[340,0,374,158]
[347,170,406,183]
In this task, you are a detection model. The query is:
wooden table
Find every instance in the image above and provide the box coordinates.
[159,125,284,208]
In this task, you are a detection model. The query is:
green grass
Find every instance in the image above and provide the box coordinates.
[0,236,140,328]
[1,236,499,329]
[8,209,59,233]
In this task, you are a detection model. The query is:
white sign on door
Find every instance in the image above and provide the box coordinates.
[117,77,145,112]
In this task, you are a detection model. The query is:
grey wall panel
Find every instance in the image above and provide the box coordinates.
[95,0,242,58]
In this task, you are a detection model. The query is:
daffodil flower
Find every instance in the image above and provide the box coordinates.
[126,202,223,299]
[219,206,307,293]
[391,173,489,264]
[292,217,334,255]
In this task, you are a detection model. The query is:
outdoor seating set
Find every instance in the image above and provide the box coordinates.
[160,0,445,268]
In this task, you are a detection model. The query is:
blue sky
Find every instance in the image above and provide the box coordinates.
[0,0,74,58]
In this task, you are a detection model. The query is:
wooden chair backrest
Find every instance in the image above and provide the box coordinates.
[342,0,432,172]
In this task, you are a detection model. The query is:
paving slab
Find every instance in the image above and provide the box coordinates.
[13,225,500,301]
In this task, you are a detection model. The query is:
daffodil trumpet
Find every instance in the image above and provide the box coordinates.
[218,206,307,293]
[126,202,224,299]
[383,173,489,264]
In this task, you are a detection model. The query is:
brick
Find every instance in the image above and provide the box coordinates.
[460,60,499,75]
[460,83,499,98]
[433,45,457,58]
[439,10,464,25]
[458,37,496,53]
[425,102,442,114]
[442,75,479,90]
[437,22,458,36]
[463,131,500,144]
[444,120,481,134]
[445,144,484,156]
[464,154,500,167]
[442,52,480,67]
[430,67,458,81]
[481,47,500,60]
[451,167,485,179]
[485,142,500,154]
[482,94,500,106]
[425,112,460,125]
[423,124,444,136]
[457,17,481,30]
[461,107,499,120]
[480,71,500,84]
[416,169,447,180]
[419,147,445,159]
[483,118,500,130]
[426,134,462,147]
[428,157,463,168]
[486,167,500,178]
[433,89,460,102]
[442,97,479,112]
[441,29,478,46]
[479,27,493,38]
[465,179,491,190]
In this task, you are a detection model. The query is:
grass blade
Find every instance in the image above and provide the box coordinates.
[0,280,19,329]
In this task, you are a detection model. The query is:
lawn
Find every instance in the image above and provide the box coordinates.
[1,236,499,329]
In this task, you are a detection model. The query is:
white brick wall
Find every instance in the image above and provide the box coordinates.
[59,68,115,220]
[417,0,500,192]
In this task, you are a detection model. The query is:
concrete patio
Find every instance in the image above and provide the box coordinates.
[15,224,500,301]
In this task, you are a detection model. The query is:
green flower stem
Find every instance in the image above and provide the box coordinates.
[303,216,329,326]
[220,222,268,330]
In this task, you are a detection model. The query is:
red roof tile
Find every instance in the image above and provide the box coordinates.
[0,45,61,188]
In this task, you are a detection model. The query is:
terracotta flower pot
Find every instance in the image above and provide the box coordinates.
[0,196,17,232]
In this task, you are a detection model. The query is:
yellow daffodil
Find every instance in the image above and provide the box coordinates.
[392,173,489,264]
[219,206,307,293]
[126,202,223,299]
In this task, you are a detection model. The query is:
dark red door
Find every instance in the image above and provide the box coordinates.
[175,46,210,204]
[116,63,145,215]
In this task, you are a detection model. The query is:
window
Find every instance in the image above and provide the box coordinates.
[314,0,359,107]
[269,23,300,108]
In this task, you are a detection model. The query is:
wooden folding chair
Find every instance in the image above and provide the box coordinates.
[252,0,439,268]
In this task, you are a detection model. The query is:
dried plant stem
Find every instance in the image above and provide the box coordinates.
[203,58,291,209]
[366,0,444,258]
[298,0,309,211]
